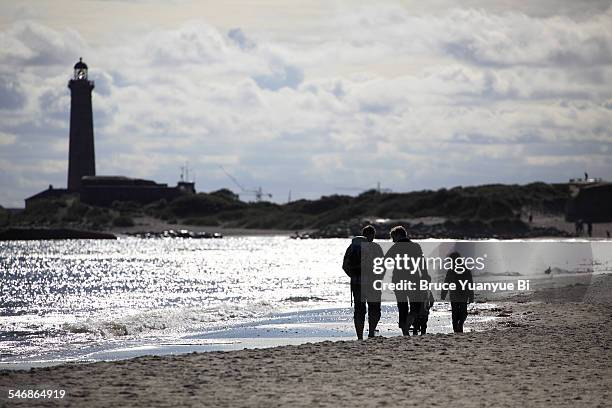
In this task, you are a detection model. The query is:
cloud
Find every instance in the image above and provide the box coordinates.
[227,28,255,50]
[438,9,612,67]
[321,6,612,68]
[1,4,612,207]
[253,63,303,90]
[0,75,26,109]
[0,21,87,68]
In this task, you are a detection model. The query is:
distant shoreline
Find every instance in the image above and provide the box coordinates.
[3,210,612,240]
[109,218,296,237]
[0,227,116,241]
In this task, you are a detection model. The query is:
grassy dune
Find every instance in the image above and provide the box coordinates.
[8,183,570,237]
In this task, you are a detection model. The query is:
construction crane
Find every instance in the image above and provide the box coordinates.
[219,166,272,202]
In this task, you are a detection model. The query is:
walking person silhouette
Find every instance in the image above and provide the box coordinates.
[441,251,474,333]
[385,226,430,336]
[342,225,384,339]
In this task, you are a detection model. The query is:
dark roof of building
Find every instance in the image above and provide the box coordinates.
[25,187,70,202]
[81,175,165,187]
[74,58,88,70]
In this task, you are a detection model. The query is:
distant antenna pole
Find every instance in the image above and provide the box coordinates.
[180,166,184,182]
[185,162,189,182]
[288,190,292,203]
[377,181,381,193]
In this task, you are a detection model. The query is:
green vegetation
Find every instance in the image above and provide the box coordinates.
[13,197,118,230]
[174,183,569,230]
[9,183,570,234]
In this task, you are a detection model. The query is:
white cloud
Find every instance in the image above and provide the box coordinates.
[1,4,612,207]
[0,21,87,68]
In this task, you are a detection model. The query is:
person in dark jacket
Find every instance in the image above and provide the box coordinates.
[440,251,474,333]
[411,290,435,335]
[385,226,430,336]
[342,225,384,339]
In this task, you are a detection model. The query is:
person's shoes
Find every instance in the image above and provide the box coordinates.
[401,328,411,336]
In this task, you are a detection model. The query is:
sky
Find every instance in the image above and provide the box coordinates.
[1,0,611,207]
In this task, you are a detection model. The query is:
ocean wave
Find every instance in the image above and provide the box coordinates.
[63,321,129,337]
[61,302,277,338]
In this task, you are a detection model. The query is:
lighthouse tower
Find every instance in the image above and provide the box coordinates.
[67,58,95,191]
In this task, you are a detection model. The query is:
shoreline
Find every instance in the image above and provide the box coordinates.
[0,303,499,371]
[7,212,612,240]
[1,274,610,407]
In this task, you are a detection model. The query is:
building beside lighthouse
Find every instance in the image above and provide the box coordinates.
[25,59,195,208]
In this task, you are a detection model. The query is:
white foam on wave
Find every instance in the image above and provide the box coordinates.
[61,300,280,338]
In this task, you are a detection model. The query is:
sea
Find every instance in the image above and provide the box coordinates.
[1,236,610,369]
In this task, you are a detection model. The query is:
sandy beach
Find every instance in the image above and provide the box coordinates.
[1,274,610,407]
[3,1,612,407]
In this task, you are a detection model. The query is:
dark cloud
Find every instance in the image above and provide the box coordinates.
[0,76,26,109]
[253,64,303,90]
[359,102,393,114]
[449,133,545,145]
[90,71,113,96]
[38,88,69,121]
[440,9,612,68]
[528,140,612,157]
[228,28,255,50]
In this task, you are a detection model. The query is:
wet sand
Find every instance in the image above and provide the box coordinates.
[1,275,611,407]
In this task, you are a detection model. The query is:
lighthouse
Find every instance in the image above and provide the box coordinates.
[25,59,195,209]
[67,58,96,191]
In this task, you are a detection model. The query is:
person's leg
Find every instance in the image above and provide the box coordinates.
[395,290,410,335]
[457,302,468,333]
[367,301,381,337]
[354,315,365,338]
[407,302,422,331]
[420,317,428,335]
[397,303,410,335]
[398,302,410,335]
[451,302,460,332]
[412,319,418,336]
[415,317,425,335]
[352,283,366,340]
